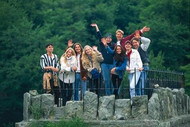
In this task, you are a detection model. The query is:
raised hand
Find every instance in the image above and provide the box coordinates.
[68,39,73,47]
[135,30,141,39]
[91,23,97,27]
[141,26,150,33]
[92,46,98,51]
[91,23,99,32]
[101,38,107,46]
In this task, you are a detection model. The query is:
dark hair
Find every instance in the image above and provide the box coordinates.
[113,45,125,62]
[73,43,83,53]
[131,37,140,43]
[46,43,53,48]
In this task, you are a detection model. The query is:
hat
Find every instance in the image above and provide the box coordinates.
[116,29,124,35]
[125,40,132,45]
[105,33,112,38]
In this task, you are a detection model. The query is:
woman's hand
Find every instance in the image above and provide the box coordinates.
[127,68,130,73]
[82,76,87,80]
[72,66,77,71]
[111,68,116,74]
[139,68,143,71]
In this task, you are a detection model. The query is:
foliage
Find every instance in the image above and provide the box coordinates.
[29,117,88,127]
[149,50,166,70]
[0,0,189,126]
[29,104,43,120]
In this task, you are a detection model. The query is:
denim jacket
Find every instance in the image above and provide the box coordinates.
[107,46,127,78]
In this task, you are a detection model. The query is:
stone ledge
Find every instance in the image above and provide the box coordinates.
[15,114,190,127]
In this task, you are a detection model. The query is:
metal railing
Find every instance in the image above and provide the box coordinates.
[42,69,185,107]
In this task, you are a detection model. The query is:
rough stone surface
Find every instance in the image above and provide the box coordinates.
[98,95,115,120]
[158,121,170,127]
[179,88,185,95]
[154,88,173,120]
[114,99,131,120]
[41,94,54,119]
[83,91,98,120]
[30,94,41,119]
[148,93,160,120]
[166,88,175,118]
[85,119,160,127]
[132,95,148,118]
[65,101,83,119]
[16,114,190,127]
[184,94,189,115]
[17,87,190,127]
[23,93,31,121]
[173,89,183,116]
[29,90,38,96]
[172,94,178,116]
[15,121,29,127]
[54,106,66,119]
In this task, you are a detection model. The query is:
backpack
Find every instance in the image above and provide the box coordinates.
[91,68,100,79]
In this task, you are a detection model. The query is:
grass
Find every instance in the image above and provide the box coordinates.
[29,117,88,127]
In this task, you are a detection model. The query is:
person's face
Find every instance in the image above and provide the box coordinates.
[85,47,92,56]
[66,49,72,57]
[116,46,122,54]
[46,45,53,53]
[125,43,132,51]
[132,40,140,49]
[106,37,112,43]
[116,32,123,41]
[75,44,81,54]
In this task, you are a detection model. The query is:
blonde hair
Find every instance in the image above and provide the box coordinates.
[60,47,76,66]
[82,45,96,66]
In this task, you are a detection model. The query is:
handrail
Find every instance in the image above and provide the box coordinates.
[42,69,185,106]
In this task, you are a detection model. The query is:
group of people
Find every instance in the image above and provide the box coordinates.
[40,23,151,106]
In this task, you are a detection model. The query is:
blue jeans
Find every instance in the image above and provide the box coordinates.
[74,73,87,101]
[136,65,149,95]
[101,63,114,95]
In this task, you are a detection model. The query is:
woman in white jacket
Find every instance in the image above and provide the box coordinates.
[125,40,143,101]
[59,47,77,106]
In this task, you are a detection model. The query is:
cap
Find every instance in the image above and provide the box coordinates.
[125,40,132,45]
[105,33,112,38]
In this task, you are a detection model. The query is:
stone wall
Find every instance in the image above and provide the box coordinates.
[16,87,190,127]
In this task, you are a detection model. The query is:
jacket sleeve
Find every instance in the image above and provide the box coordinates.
[135,50,143,68]
[97,31,103,42]
[96,51,104,63]
[40,55,45,70]
[106,46,114,54]
[121,30,142,46]
[116,57,127,71]
[140,37,151,51]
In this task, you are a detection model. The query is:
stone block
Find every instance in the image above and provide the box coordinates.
[98,95,115,120]
[114,99,131,120]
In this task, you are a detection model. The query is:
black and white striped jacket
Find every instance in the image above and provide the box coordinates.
[40,53,59,75]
